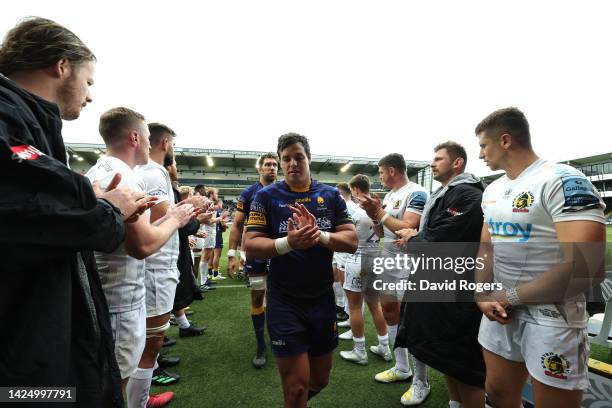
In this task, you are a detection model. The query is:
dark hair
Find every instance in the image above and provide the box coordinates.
[336,182,350,197]
[277,132,310,159]
[194,184,206,195]
[434,141,467,168]
[378,153,406,174]
[148,122,176,148]
[475,107,531,149]
[98,107,145,145]
[257,152,279,167]
[0,17,96,76]
[348,174,370,193]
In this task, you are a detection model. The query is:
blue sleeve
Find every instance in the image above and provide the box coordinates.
[245,189,270,234]
[406,190,428,214]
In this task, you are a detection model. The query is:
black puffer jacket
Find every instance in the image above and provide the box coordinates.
[0,75,124,407]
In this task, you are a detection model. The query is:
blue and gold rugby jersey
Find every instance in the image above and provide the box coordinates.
[246,180,353,298]
[236,182,264,217]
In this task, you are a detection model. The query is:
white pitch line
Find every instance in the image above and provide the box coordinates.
[209,284,248,288]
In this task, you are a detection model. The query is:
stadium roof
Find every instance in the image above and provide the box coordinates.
[66,143,432,196]
[66,143,429,174]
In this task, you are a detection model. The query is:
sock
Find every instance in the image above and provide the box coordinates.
[449,401,463,408]
[344,299,350,316]
[377,334,389,347]
[353,336,366,353]
[127,367,154,408]
[251,305,266,353]
[207,263,213,277]
[332,282,344,307]
[307,389,320,401]
[394,347,410,372]
[412,355,428,383]
[388,324,398,347]
[200,262,208,284]
[213,269,219,277]
[176,313,190,329]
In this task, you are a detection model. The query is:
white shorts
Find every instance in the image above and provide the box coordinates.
[343,255,363,293]
[145,268,180,317]
[333,252,346,271]
[203,228,217,249]
[478,316,590,390]
[109,303,147,379]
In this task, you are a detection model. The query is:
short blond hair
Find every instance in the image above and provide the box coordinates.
[179,185,193,200]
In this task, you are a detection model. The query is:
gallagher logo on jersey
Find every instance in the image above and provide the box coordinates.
[512,191,534,213]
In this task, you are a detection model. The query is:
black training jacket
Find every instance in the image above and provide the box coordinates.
[0,74,125,407]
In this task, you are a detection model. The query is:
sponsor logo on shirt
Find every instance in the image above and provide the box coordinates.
[10,145,45,161]
[541,352,570,380]
[560,175,600,211]
[446,207,463,216]
[247,211,267,226]
[278,216,332,233]
[512,191,534,213]
[393,199,401,209]
[487,218,532,242]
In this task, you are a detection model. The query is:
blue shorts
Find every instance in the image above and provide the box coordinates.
[266,288,338,358]
[214,232,223,249]
[245,258,268,276]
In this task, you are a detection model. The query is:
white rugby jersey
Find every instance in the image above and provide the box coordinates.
[86,156,146,313]
[482,158,605,328]
[136,160,179,269]
[382,182,429,254]
[334,200,359,264]
[352,206,380,254]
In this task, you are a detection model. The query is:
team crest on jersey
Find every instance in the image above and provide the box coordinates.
[393,199,401,209]
[237,201,244,210]
[317,196,324,205]
[541,352,570,380]
[512,191,534,213]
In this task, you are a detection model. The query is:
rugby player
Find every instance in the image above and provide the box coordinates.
[394,142,486,407]
[474,107,606,408]
[211,198,229,279]
[133,123,188,405]
[244,133,358,407]
[86,107,195,406]
[201,187,223,281]
[227,152,278,368]
[334,183,354,326]
[357,153,429,392]
[338,174,390,365]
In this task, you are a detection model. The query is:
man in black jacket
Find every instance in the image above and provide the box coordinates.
[394,142,486,408]
[0,17,152,407]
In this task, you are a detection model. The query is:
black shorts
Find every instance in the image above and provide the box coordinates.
[266,288,338,358]
[396,302,485,388]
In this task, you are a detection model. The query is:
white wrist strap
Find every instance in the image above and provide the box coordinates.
[227,249,236,258]
[275,237,293,255]
[319,231,331,245]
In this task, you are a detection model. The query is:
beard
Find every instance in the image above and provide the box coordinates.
[56,77,82,120]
